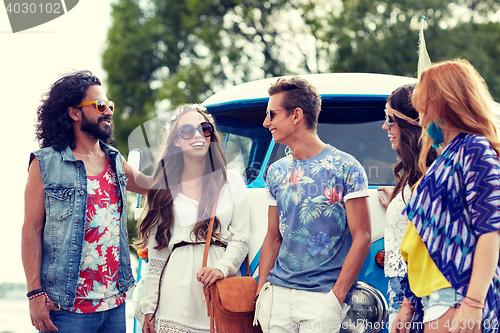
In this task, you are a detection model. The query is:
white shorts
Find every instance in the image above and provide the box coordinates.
[256,283,350,333]
[421,288,463,323]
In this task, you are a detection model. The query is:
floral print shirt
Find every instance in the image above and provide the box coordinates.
[266,145,368,293]
[70,156,125,313]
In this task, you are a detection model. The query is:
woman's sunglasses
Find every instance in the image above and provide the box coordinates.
[384,109,395,127]
[178,122,214,140]
[75,100,115,113]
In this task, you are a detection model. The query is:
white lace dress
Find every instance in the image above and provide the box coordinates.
[139,170,250,333]
[384,185,412,278]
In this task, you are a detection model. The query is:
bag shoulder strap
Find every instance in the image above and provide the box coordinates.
[202,196,251,276]
[203,196,219,268]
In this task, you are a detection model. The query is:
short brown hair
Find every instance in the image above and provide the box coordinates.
[268,76,322,130]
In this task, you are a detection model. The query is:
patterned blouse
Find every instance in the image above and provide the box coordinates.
[403,133,500,331]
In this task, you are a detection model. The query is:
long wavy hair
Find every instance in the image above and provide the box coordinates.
[35,70,103,150]
[388,84,437,203]
[134,105,228,251]
[413,59,500,174]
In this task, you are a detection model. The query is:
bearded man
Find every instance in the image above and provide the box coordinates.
[22,70,149,333]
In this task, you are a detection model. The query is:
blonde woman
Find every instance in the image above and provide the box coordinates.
[392,59,500,333]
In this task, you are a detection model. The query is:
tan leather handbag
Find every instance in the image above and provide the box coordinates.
[202,199,262,333]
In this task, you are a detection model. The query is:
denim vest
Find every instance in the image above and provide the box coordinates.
[32,142,135,308]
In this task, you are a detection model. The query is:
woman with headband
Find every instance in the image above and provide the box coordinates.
[378,83,437,330]
[135,104,250,333]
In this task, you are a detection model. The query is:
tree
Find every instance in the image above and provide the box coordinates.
[104,0,500,153]
[102,0,500,247]
[432,22,500,99]
[307,0,500,97]
[103,0,161,156]
[103,0,347,154]
[320,0,451,76]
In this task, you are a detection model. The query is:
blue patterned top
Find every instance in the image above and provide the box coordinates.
[266,145,368,293]
[403,133,500,330]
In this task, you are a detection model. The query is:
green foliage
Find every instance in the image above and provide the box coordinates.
[103,0,500,144]
[431,22,500,99]
[103,0,160,155]
[102,0,500,248]
[323,0,451,76]
[318,0,500,97]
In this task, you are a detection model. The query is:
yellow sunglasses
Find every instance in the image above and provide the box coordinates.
[75,100,115,113]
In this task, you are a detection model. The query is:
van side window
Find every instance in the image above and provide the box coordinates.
[317,121,396,185]
[264,121,396,186]
[217,124,271,184]
[220,132,252,178]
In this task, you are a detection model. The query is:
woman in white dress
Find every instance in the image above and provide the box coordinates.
[377,84,437,329]
[135,104,250,333]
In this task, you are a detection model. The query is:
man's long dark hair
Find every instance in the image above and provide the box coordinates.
[388,84,437,202]
[35,70,101,150]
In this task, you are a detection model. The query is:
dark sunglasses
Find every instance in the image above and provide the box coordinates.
[75,100,115,113]
[266,108,293,121]
[178,122,214,140]
[384,109,395,126]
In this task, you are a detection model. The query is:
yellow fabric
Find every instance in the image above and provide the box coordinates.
[400,222,451,297]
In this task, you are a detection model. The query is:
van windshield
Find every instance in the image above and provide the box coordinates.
[214,114,397,186]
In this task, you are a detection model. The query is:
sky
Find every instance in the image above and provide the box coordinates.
[0,0,117,284]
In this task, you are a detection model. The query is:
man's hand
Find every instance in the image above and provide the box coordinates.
[29,296,58,332]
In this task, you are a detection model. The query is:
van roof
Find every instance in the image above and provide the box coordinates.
[203,73,418,111]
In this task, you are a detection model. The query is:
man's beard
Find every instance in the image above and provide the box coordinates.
[80,111,113,143]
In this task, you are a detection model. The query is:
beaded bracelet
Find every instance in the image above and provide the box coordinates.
[401,302,415,310]
[28,291,50,307]
[462,298,485,309]
[26,288,44,297]
[465,296,485,307]
[401,302,415,315]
